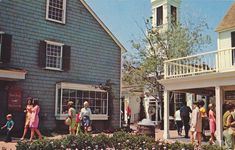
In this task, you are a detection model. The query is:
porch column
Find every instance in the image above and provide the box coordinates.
[163,90,170,139]
[155,101,158,124]
[215,86,223,146]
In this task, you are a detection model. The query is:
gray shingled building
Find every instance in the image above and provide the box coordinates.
[0,0,124,133]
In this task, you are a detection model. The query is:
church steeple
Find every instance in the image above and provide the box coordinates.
[151,0,180,30]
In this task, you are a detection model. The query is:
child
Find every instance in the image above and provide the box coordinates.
[1,114,14,142]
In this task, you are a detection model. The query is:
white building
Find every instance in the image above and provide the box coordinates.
[159,2,235,146]
[151,0,197,121]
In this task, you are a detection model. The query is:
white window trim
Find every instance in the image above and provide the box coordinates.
[45,40,64,71]
[55,82,109,120]
[46,0,67,24]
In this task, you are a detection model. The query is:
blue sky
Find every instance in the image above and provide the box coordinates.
[85,0,234,52]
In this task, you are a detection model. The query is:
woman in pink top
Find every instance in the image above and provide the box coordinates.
[208,103,216,144]
[29,99,42,141]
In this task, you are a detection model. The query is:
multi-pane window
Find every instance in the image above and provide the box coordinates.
[173,93,185,113]
[231,32,235,65]
[46,42,63,70]
[46,0,66,23]
[55,83,108,120]
[60,89,108,115]
[156,6,163,26]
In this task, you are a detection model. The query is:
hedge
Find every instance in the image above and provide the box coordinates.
[16,131,225,150]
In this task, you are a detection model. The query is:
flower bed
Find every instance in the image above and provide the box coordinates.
[16,131,224,150]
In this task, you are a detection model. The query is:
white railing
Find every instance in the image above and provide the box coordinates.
[164,47,235,79]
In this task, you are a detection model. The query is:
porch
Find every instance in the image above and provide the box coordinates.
[164,47,235,79]
[160,47,235,146]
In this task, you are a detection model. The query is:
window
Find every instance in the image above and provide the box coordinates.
[231,32,235,65]
[156,6,163,26]
[45,41,63,70]
[55,82,109,120]
[39,40,71,71]
[174,92,185,112]
[171,6,177,25]
[46,0,67,24]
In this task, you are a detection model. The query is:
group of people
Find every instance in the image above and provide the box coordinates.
[174,100,216,148]
[1,97,42,142]
[66,100,92,135]
[1,97,92,142]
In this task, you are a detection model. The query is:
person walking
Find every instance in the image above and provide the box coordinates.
[67,101,76,135]
[80,101,92,133]
[174,108,183,136]
[198,100,207,141]
[180,101,192,138]
[21,97,33,140]
[126,105,132,128]
[190,101,202,148]
[1,114,14,142]
[208,103,216,144]
[29,99,42,141]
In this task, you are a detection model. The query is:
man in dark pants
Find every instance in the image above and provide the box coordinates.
[180,101,192,138]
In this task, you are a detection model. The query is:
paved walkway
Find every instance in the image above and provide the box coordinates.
[0,140,16,150]
[0,129,211,150]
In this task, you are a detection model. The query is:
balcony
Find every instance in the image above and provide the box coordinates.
[164,47,235,79]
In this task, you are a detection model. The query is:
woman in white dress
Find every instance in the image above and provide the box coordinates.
[80,101,92,133]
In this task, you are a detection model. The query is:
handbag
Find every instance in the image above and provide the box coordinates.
[65,117,71,126]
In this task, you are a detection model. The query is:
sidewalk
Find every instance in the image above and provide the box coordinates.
[131,124,211,144]
[0,128,211,150]
[0,140,17,150]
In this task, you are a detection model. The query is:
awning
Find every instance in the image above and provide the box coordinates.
[0,68,27,80]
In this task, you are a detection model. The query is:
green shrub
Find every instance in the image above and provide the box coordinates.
[202,144,225,150]
[16,131,225,150]
[92,133,111,149]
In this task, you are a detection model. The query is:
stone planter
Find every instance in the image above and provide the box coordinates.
[137,119,155,137]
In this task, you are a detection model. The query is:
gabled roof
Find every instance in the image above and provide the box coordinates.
[80,0,126,52]
[216,2,235,32]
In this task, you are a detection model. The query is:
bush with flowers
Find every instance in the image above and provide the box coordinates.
[16,131,225,150]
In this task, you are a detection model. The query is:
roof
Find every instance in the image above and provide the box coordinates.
[216,2,235,32]
[80,0,126,52]
[0,67,27,80]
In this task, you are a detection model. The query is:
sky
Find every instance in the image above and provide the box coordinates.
[85,0,234,53]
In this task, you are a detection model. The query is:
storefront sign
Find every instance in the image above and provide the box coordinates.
[8,86,22,111]
[225,90,235,100]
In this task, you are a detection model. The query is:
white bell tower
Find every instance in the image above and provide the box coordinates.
[151,0,180,30]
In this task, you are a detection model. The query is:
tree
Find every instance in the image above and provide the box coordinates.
[122,17,211,101]
[139,96,146,121]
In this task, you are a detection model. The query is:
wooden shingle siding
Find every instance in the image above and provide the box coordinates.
[0,0,121,129]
